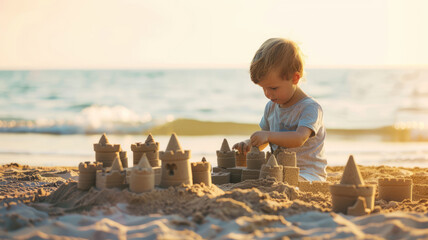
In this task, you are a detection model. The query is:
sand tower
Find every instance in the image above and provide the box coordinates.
[235,152,247,167]
[96,157,126,189]
[276,150,299,186]
[246,147,265,170]
[259,155,283,182]
[131,134,161,167]
[159,133,192,187]
[93,133,121,167]
[192,157,212,186]
[378,178,413,202]
[276,150,296,167]
[329,155,376,215]
[235,144,247,167]
[119,151,128,168]
[129,153,154,193]
[216,139,236,168]
[78,161,102,190]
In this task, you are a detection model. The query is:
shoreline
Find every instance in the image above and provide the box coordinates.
[1,133,428,168]
[2,118,427,142]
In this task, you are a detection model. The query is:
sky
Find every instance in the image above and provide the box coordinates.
[0,0,427,69]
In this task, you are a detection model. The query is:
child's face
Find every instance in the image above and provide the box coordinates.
[257,69,298,107]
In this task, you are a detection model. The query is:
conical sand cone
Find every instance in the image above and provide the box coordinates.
[145,134,155,144]
[99,133,109,146]
[137,153,152,169]
[165,133,182,152]
[220,139,231,152]
[110,157,123,171]
[266,154,279,167]
[340,155,364,185]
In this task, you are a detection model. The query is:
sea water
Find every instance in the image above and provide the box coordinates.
[1,68,428,167]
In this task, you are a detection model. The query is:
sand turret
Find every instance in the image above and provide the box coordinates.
[129,153,154,193]
[131,134,161,167]
[235,151,247,167]
[259,155,283,181]
[93,133,121,167]
[275,149,299,186]
[329,155,376,215]
[191,157,212,186]
[96,157,126,189]
[78,161,102,190]
[276,150,296,167]
[159,133,192,187]
[119,151,128,168]
[216,139,236,168]
[246,147,265,169]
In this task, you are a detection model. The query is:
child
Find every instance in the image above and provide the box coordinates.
[233,38,327,182]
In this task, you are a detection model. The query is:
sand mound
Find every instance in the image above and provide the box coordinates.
[39,179,329,222]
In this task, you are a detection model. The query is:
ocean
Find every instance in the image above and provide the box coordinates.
[1,68,428,167]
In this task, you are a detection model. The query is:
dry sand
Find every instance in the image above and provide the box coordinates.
[0,163,427,239]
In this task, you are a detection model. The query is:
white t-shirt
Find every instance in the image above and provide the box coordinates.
[259,97,327,181]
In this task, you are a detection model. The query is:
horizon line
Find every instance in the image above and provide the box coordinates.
[0,64,428,71]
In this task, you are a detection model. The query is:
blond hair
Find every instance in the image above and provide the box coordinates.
[250,38,304,83]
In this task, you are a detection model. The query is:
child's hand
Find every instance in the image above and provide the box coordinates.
[232,140,251,154]
[250,131,270,147]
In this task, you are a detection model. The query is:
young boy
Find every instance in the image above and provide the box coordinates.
[233,38,327,182]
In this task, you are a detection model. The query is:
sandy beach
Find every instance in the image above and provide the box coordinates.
[1,163,427,239]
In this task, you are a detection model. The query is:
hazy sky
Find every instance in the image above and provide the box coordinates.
[1,0,427,69]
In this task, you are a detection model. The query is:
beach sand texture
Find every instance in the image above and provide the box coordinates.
[0,163,427,239]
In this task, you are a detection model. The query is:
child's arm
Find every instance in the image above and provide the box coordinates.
[232,139,268,153]
[250,126,312,148]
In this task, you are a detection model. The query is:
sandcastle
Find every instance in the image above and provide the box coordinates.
[276,149,299,186]
[131,134,161,167]
[93,133,121,167]
[378,178,413,202]
[159,133,193,187]
[129,153,154,193]
[329,155,376,216]
[259,155,283,181]
[78,161,102,190]
[216,139,236,169]
[191,157,212,186]
[211,143,302,185]
[80,133,215,191]
[96,157,126,189]
[83,134,309,192]
[246,147,265,170]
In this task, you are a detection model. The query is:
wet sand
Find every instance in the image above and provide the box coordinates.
[0,163,427,239]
